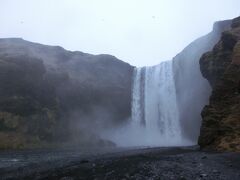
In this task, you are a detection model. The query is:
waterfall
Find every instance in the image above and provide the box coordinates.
[131,60,190,146]
[103,60,195,147]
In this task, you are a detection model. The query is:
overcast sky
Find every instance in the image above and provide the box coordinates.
[0,0,239,66]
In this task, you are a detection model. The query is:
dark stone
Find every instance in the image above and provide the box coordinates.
[198,16,240,152]
[0,38,134,149]
[172,18,231,142]
[201,156,207,159]
[80,160,89,164]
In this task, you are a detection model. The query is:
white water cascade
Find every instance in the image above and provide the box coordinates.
[103,60,195,147]
[131,60,192,146]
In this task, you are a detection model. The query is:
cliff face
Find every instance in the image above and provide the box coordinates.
[199,16,240,152]
[172,20,231,142]
[0,39,133,149]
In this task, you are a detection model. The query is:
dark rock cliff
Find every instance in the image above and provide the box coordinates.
[172,19,231,142]
[0,39,133,149]
[199,16,240,152]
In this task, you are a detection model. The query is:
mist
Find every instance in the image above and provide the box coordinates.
[0,2,237,148]
[100,19,232,147]
[0,0,240,178]
[0,0,239,148]
[0,0,239,66]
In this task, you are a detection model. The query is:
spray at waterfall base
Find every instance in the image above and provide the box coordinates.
[102,61,195,147]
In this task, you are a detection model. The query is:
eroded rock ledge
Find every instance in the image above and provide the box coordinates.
[199,16,240,152]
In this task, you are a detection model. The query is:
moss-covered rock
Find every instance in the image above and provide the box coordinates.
[199,16,240,152]
[0,40,132,149]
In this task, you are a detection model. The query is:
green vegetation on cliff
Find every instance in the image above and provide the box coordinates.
[199,16,240,152]
[0,41,133,149]
[0,55,61,148]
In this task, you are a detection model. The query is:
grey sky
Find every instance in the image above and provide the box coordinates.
[0,0,239,66]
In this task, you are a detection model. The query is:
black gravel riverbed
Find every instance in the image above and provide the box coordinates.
[0,146,239,180]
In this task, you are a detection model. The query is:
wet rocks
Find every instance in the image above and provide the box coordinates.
[199,16,240,152]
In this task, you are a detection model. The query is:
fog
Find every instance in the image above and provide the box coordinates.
[0,1,239,148]
[0,0,239,66]
[101,17,232,147]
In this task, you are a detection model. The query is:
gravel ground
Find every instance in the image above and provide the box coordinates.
[0,146,239,180]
